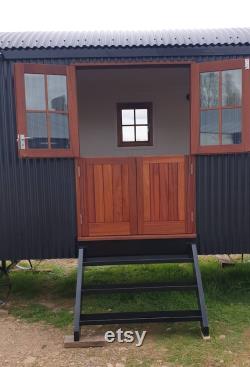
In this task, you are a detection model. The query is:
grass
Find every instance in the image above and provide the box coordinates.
[5,256,250,366]
[11,303,72,328]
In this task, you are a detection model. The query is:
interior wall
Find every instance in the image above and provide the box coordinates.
[77,66,190,157]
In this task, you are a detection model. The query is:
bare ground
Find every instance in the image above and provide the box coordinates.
[0,311,170,367]
[2,258,250,367]
[3,309,250,367]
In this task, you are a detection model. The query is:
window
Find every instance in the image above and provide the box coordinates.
[117,103,153,146]
[200,69,242,146]
[14,63,79,158]
[191,59,250,154]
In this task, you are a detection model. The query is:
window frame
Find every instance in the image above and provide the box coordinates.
[117,102,153,147]
[191,59,250,154]
[14,63,80,158]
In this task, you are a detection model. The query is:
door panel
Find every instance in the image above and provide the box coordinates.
[77,158,137,237]
[76,155,195,239]
[137,156,193,235]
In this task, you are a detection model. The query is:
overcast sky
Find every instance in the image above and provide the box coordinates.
[1,0,250,32]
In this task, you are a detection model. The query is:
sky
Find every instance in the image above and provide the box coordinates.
[1,0,250,32]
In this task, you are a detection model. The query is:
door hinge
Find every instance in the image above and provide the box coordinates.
[79,214,83,225]
[245,58,250,70]
[77,166,81,178]
[191,211,194,223]
[190,162,194,175]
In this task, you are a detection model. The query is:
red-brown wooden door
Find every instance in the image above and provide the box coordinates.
[77,158,137,238]
[137,156,195,235]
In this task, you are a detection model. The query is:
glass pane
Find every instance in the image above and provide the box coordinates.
[122,109,134,125]
[25,74,46,110]
[48,75,67,112]
[200,110,219,146]
[222,69,242,106]
[135,109,148,125]
[50,113,70,149]
[122,126,135,142]
[200,72,219,108]
[222,108,241,145]
[26,112,48,148]
[136,126,148,141]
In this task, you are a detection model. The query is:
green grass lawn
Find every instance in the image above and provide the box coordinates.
[5,257,250,366]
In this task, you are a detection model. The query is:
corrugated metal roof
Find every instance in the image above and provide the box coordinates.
[0,28,250,50]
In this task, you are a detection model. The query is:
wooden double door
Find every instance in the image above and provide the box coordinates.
[76,156,195,239]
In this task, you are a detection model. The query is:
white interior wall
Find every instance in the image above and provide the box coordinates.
[76,66,190,157]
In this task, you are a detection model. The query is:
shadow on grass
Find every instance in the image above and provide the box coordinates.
[8,258,250,326]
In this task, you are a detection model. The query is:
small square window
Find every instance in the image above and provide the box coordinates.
[117,103,152,146]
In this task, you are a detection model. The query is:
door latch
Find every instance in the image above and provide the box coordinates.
[17,134,26,150]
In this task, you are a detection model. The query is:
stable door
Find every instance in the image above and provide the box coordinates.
[76,156,195,239]
[76,158,137,237]
[137,156,194,235]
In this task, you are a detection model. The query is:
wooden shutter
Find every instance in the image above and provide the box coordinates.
[14,63,79,158]
[77,158,137,238]
[137,156,195,235]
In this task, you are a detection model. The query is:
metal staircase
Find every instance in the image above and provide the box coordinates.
[73,243,209,341]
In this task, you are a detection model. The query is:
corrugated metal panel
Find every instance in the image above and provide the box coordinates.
[197,154,250,254]
[4,46,250,62]
[0,59,76,260]
[0,28,250,50]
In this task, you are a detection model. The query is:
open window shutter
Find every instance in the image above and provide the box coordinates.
[67,65,80,157]
[14,63,79,158]
[191,58,250,154]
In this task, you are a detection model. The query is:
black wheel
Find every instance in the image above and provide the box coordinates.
[15,259,43,272]
[15,260,33,271]
[0,270,11,306]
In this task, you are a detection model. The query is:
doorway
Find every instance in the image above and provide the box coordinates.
[75,63,195,240]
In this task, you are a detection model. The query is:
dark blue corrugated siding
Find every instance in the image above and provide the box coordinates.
[197,154,250,254]
[0,59,76,260]
[1,50,250,259]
